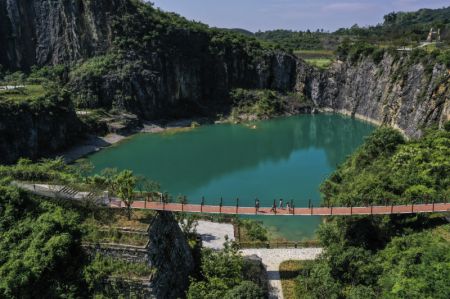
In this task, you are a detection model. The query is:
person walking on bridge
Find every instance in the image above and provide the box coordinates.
[255,199,260,213]
[271,200,277,213]
[279,198,284,209]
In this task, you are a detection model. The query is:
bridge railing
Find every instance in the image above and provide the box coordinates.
[237,240,320,249]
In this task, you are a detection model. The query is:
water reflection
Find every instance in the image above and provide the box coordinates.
[88,114,375,240]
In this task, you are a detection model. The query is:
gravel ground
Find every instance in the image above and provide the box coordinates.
[195,220,235,249]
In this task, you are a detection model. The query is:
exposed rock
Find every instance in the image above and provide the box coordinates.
[0,0,124,70]
[147,211,195,299]
[0,93,82,164]
[300,53,450,138]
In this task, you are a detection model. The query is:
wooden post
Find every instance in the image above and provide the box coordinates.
[311,204,313,215]
[432,199,435,212]
[370,205,373,215]
[308,199,311,209]
[292,203,295,215]
[236,198,239,214]
[391,203,393,214]
[350,205,353,215]
[220,197,223,214]
[201,196,204,213]
[330,206,333,215]
[411,201,414,213]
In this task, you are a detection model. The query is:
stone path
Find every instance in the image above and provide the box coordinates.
[194,220,235,250]
[240,248,323,299]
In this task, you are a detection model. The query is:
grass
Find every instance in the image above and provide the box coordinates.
[294,49,335,69]
[0,84,46,101]
[280,260,314,299]
[305,58,333,69]
[431,223,450,242]
[82,227,149,246]
[294,49,334,57]
[82,208,155,231]
[89,255,155,279]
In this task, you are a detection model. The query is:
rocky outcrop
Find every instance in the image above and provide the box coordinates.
[68,51,297,120]
[82,212,195,298]
[147,211,195,299]
[299,53,450,138]
[0,93,82,164]
[0,0,124,70]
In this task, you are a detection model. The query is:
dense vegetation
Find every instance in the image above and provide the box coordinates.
[292,125,450,298]
[0,161,159,298]
[187,242,265,299]
[0,182,87,297]
[250,6,450,51]
[228,89,310,122]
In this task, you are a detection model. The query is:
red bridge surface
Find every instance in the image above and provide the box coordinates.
[110,200,450,216]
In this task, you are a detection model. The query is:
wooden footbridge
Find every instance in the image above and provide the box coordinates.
[110,199,450,216]
[15,182,450,216]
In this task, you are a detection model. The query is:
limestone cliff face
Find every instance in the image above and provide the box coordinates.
[147,212,195,299]
[0,94,81,164]
[0,0,122,70]
[68,51,297,119]
[299,54,450,138]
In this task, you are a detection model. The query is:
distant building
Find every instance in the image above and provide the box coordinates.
[426,28,441,43]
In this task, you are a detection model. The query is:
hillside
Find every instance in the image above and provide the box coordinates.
[293,125,450,298]
[253,6,450,51]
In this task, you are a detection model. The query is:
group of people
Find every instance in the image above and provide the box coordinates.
[254,198,293,213]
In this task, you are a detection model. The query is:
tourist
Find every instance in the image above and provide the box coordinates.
[271,200,277,213]
[255,199,260,213]
[286,201,290,211]
[279,198,284,209]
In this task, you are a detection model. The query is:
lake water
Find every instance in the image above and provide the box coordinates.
[86,114,375,240]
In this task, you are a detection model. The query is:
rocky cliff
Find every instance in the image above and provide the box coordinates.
[147,211,195,299]
[0,0,123,70]
[299,52,450,138]
[0,92,81,164]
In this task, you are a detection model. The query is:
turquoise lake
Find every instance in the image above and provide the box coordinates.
[86,114,375,240]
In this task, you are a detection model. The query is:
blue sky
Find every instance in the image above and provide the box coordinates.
[151,0,449,32]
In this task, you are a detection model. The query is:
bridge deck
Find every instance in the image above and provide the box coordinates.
[110,200,450,216]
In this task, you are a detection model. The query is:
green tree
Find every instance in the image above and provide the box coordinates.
[0,186,87,298]
[224,281,264,299]
[115,170,137,220]
[187,243,265,298]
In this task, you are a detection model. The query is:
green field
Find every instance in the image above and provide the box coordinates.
[294,49,334,59]
[0,84,46,101]
[293,49,335,69]
[305,58,333,69]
